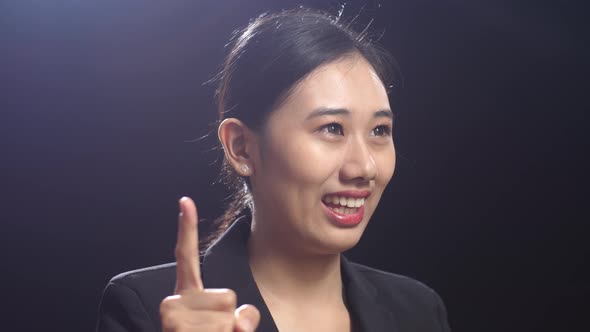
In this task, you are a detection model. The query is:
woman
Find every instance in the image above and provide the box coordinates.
[97,8,451,332]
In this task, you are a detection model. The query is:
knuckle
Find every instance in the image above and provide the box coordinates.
[160,312,178,331]
[218,289,237,309]
[159,295,178,313]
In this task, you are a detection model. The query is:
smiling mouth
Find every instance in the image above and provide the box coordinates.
[321,194,365,214]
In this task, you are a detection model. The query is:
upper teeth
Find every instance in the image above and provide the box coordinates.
[323,195,365,208]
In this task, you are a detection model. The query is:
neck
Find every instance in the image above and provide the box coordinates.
[247,219,344,305]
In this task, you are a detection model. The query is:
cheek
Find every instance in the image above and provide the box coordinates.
[265,134,338,184]
[365,148,395,218]
[258,138,338,221]
[376,146,396,185]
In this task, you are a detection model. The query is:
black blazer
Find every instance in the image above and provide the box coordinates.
[97,217,451,332]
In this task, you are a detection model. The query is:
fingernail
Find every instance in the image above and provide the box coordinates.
[238,317,254,332]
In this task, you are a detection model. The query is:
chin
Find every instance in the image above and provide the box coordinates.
[311,225,366,255]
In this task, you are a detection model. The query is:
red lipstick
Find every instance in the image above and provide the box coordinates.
[321,201,365,227]
[321,190,370,227]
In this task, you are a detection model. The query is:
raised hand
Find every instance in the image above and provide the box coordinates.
[159,197,260,332]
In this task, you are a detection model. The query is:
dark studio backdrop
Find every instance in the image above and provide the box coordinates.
[1,0,587,331]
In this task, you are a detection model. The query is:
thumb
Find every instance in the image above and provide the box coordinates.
[234,304,260,332]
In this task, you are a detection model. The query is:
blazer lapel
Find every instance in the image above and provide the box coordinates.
[200,217,397,332]
[201,216,279,332]
[341,256,399,332]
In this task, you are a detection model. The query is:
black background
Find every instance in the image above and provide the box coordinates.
[1,0,587,331]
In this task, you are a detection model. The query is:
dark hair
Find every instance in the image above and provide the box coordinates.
[203,8,396,249]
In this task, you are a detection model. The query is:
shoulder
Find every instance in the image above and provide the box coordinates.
[110,262,177,291]
[350,262,438,299]
[348,262,451,331]
[107,262,177,315]
[96,263,176,332]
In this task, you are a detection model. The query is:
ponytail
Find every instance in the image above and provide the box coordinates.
[201,158,252,252]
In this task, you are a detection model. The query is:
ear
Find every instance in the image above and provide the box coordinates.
[218,118,258,176]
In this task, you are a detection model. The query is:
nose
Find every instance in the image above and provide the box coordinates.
[340,136,377,182]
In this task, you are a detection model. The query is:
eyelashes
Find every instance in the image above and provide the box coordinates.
[318,122,392,137]
[371,124,392,137]
[319,122,344,135]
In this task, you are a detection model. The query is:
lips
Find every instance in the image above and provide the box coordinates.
[321,190,370,226]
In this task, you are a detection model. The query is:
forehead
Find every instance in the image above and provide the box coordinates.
[275,54,390,118]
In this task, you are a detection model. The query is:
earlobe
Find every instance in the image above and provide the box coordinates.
[218,118,255,176]
[239,164,250,175]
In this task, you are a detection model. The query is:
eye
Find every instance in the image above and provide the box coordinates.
[319,122,344,136]
[371,125,392,137]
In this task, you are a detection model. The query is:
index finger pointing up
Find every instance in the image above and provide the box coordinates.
[174,197,204,293]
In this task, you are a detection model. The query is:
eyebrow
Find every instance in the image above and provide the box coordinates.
[304,107,394,121]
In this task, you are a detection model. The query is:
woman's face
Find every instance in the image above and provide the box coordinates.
[250,54,395,255]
